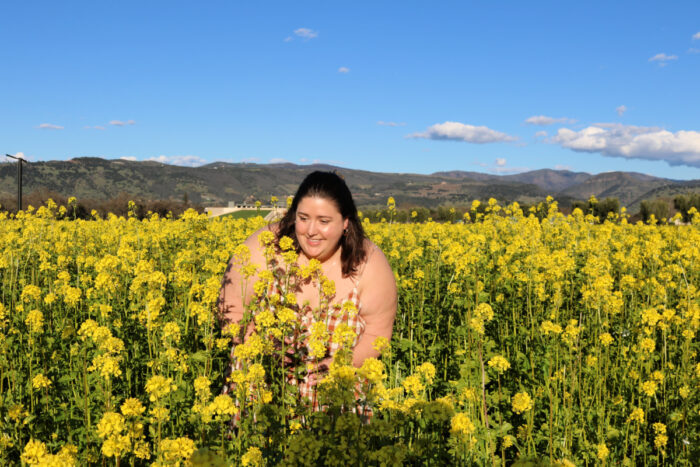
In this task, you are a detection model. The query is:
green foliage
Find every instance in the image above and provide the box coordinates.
[640,199,670,223]
[221,210,271,220]
[571,197,620,222]
[673,193,700,222]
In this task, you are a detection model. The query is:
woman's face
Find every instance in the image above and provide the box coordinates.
[295,196,349,263]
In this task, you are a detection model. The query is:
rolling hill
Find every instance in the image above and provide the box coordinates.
[1,157,697,211]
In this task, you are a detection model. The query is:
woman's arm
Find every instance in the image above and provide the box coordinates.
[217,228,270,342]
[352,244,398,368]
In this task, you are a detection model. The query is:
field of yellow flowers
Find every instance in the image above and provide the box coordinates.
[0,199,698,466]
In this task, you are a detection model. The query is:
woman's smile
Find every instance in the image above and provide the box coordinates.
[295,196,348,263]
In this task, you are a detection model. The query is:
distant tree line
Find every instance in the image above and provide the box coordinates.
[0,189,203,219]
[638,194,700,224]
[672,193,700,222]
[2,189,698,224]
[362,201,557,223]
[361,192,700,224]
[639,199,671,223]
[571,197,620,221]
[361,198,589,224]
[361,205,463,223]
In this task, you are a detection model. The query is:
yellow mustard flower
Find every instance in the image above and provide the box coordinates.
[628,407,645,423]
[96,412,125,439]
[402,375,424,397]
[32,374,52,390]
[488,355,511,373]
[372,336,390,354]
[417,362,437,384]
[450,413,475,437]
[159,437,196,464]
[640,380,658,397]
[358,358,386,384]
[599,332,614,346]
[512,392,534,414]
[21,439,48,465]
[25,309,44,334]
[145,375,176,402]
[241,446,263,466]
[596,443,609,461]
[121,398,146,417]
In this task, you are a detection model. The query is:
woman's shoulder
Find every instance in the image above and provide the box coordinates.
[356,238,397,315]
[360,238,380,262]
[358,239,394,286]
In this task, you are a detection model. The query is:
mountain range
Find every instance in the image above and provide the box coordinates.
[1,157,699,211]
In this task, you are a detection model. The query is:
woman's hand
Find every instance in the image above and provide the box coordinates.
[305,356,333,388]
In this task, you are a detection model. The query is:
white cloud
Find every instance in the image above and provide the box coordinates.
[693,31,700,40]
[525,115,576,125]
[119,156,137,161]
[84,125,106,130]
[549,123,700,167]
[495,158,507,167]
[37,123,64,130]
[377,121,406,127]
[616,105,627,116]
[649,53,678,66]
[338,67,350,73]
[535,131,548,138]
[269,158,289,163]
[408,121,517,144]
[554,164,572,170]
[294,28,318,40]
[109,120,135,126]
[241,157,260,163]
[148,155,207,167]
[284,36,293,42]
[689,48,700,54]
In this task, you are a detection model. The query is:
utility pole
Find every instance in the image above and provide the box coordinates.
[5,154,26,212]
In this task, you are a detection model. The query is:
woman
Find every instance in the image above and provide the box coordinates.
[217,171,397,407]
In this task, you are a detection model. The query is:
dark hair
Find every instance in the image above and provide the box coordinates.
[276,171,367,277]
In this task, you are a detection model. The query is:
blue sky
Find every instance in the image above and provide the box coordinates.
[2,1,700,180]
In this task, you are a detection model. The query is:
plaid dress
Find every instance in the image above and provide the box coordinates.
[294,285,365,409]
[223,245,379,421]
[222,282,366,415]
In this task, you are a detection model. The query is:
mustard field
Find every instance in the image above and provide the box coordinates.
[0,200,698,465]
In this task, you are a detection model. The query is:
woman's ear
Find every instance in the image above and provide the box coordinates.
[343,218,349,230]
